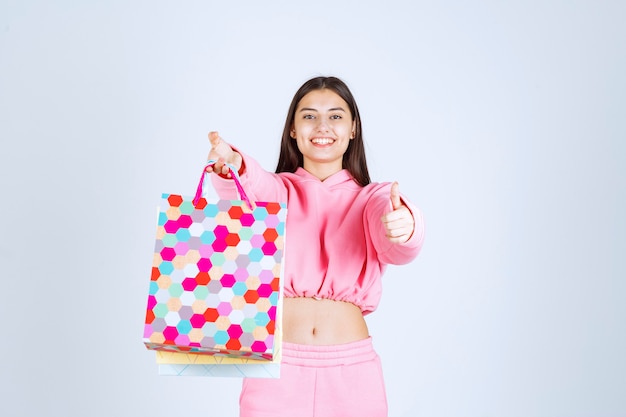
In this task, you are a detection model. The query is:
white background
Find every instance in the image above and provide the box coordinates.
[1,1,624,416]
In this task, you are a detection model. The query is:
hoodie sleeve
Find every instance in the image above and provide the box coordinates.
[364,183,425,265]
[210,147,288,202]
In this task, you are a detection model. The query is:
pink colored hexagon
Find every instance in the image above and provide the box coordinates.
[160,247,176,261]
[227,324,243,339]
[217,301,233,316]
[181,277,198,292]
[250,234,266,248]
[214,225,229,239]
[163,326,179,341]
[197,258,212,271]
[212,239,227,252]
[240,213,255,227]
[257,283,273,298]
[233,267,250,282]
[251,340,267,353]
[258,270,275,283]
[261,242,277,255]
[264,214,280,228]
[174,241,189,256]
[177,215,193,229]
[220,274,236,288]
[190,314,206,329]
[174,334,190,346]
[163,220,180,234]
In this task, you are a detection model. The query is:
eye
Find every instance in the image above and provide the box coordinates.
[330,114,342,120]
[303,114,315,120]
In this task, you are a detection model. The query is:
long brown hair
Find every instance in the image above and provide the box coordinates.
[275,76,371,186]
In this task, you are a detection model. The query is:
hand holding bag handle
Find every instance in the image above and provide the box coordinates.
[193,159,253,209]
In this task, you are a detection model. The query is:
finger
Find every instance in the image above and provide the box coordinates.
[390,181,402,210]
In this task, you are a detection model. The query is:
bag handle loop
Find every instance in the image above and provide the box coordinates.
[193,159,253,209]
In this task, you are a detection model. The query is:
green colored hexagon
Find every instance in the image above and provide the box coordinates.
[210,252,226,266]
[240,317,257,333]
[238,227,254,241]
[193,285,209,300]
[168,282,184,297]
[153,303,169,318]
[162,234,177,248]
[179,200,195,215]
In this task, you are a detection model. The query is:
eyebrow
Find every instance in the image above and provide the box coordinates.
[298,107,347,112]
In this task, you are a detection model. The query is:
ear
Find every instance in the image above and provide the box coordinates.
[290,125,296,139]
[350,121,356,139]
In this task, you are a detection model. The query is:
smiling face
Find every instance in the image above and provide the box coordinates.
[290,89,356,180]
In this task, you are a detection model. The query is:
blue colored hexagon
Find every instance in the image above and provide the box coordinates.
[214,330,229,345]
[248,248,264,262]
[232,282,248,296]
[203,204,219,217]
[200,230,216,244]
[176,319,192,335]
[269,292,279,305]
[252,207,268,221]
[158,261,174,275]
[149,281,159,295]
[175,228,191,242]
[254,311,270,327]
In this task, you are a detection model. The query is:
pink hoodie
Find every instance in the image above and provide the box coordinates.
[211,151,424,315]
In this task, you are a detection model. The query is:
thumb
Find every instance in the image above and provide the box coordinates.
[390,181,402,210]
[208,131,221,148]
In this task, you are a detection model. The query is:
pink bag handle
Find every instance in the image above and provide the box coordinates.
[193,160,252,209]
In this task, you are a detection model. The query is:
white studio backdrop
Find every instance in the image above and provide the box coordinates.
[1,1,624,416]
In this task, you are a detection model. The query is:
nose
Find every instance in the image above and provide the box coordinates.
[315,119,330,132]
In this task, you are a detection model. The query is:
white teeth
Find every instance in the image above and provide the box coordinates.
[312,138,334,145]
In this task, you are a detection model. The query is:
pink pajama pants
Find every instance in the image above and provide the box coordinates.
[239,337,388,417]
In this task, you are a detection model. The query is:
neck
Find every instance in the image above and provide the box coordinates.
[303,161,343,181]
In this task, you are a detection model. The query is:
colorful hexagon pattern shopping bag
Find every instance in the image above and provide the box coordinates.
[143,166,287,361]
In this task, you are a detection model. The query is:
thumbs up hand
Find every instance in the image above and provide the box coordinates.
[382,182,415,244]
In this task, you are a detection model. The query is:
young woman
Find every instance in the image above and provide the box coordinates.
[206,76,425,417]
